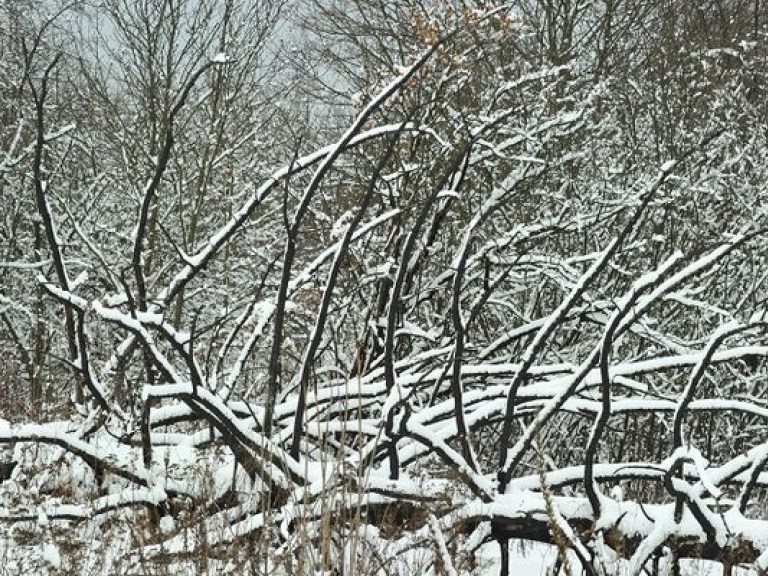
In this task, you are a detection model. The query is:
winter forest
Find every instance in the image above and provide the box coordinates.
[2,0,768,574]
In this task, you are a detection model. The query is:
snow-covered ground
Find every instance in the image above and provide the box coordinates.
[0,529,755,576]
[477,542,753,576]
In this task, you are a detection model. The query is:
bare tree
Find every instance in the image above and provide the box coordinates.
[1,2,768,575]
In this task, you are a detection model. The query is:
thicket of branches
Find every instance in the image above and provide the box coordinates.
[2,1,768,574]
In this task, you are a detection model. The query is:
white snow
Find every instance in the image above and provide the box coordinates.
[41,542,61,569]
